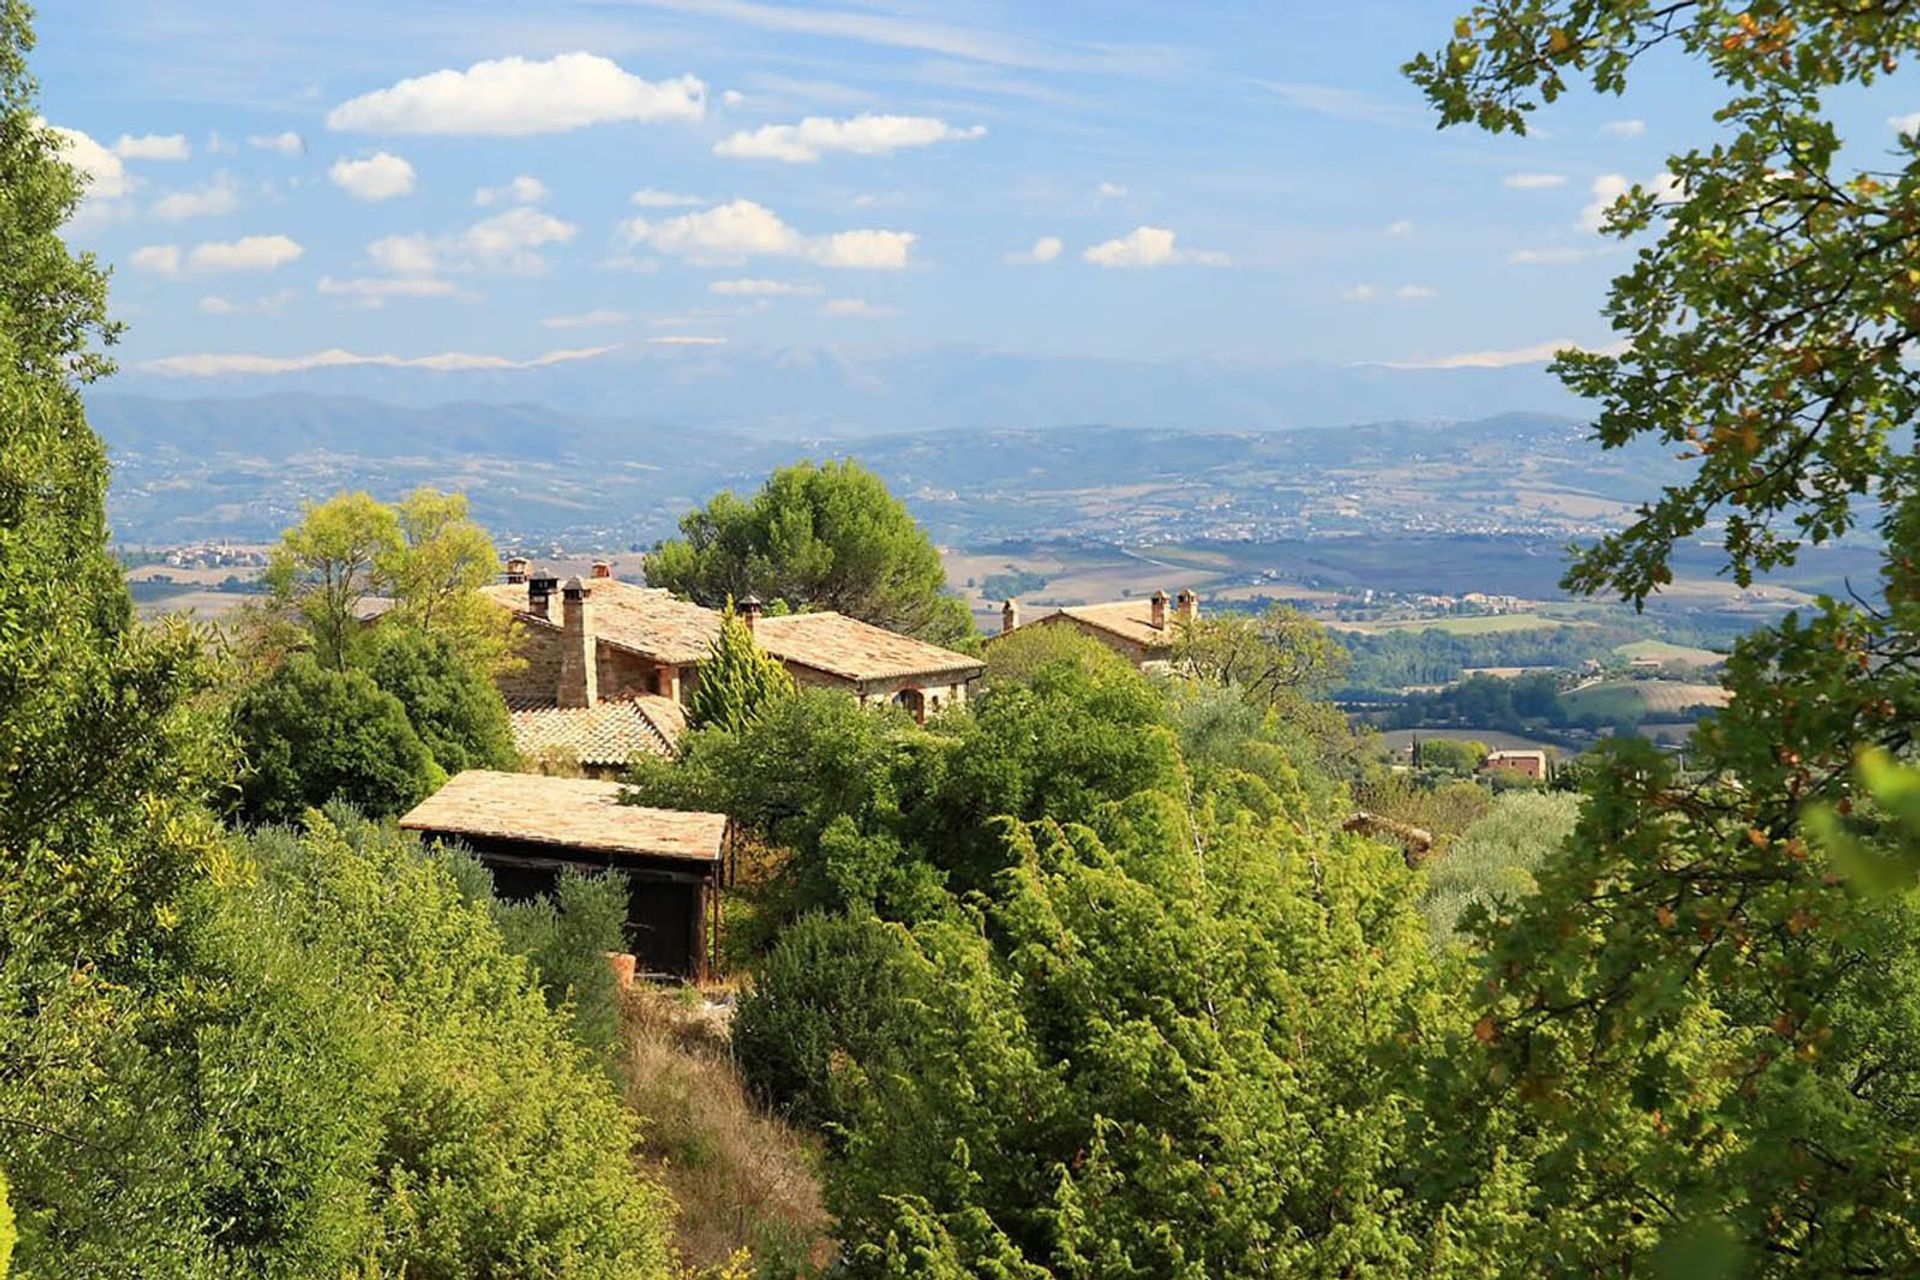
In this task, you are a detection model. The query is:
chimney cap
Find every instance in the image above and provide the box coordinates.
[562,575,590,599]
[529,570,558,590]
[1151,588,1170,602]
[591,560,613,579]
[738,593,764,611]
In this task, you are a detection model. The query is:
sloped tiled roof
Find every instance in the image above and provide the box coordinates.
[506,693,686,767]
[485,575,982,684]
[482,579,718,666]
[400,769,726,863]
[1043,600,1183,650]
[755,611,984,682]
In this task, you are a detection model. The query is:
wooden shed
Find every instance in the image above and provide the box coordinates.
[399,770,730,979]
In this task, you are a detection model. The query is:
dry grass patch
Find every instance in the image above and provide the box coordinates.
[623,984,834,1276]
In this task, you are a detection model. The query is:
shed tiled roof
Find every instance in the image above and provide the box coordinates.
[1041,600,1183,650]
[399,769,727,863]
[506,693,686,767]
[485,575,983,685]
[755,611,984,683]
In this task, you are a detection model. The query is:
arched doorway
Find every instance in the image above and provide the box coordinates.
[893,687,926,724]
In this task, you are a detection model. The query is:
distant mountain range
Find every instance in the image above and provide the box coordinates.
[91,387,1680,553]
[103,342,1587,439]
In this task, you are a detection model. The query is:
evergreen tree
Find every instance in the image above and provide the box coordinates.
[644,460,975,647]
[685,600,795,734]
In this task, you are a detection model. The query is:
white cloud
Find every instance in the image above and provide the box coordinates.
[369,234,439,276]
[1577,172,1681,232]
[543,308,628,328]
[47,124,132,198]
[1395,284,1437,300]
[188,235,304,274]
[317,275,458,303]
[649,335,727,346]
[1005,235,1062,265]
[133,236,303,276]
[1601,119,1646,139]
[151,173,239,221]
[811,228,915,269]
[708,277,817,295]
[206,131,236,155]
[721,89,745,106]
[327,53,704,135]
[1892,112,1920,136]
[714,113,983,162]
[329,151,418,201]
[623,198,914,269]
[474,175,548,206]
[631,188,702,207]
[198,290,295,316]
[1503,172,1566,189]
[114,133,189,161]
[1096,181,1127,198]
[1375,337,1628,370]
[458,206,576,273]
[1339,284,1377,302]
[250,131,306,156]
[1385,218,1413,237]
[1082,225,1227,268]
[820,297,900,318]
[131,245,183,275]
[139,346,614,377]
[1509,245,1609,265]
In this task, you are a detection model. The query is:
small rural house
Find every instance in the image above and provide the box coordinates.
[1481,749,1548,781]
[487,561,984,770]
[399,769,730,978]
[996,588,1199,670]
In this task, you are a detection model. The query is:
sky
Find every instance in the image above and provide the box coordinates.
[30,0,1920,389]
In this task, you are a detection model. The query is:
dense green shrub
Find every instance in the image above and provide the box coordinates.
[231,653,440,822]
[733,912,928,1132]
[485,864,631,1058]
[365,623,517,774]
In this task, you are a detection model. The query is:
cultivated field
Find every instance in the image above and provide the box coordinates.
[1613,639,1726,668]
[1562,679,1730,721]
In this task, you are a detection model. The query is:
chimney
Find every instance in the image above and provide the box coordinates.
[1150,589,1169,630]
[1002,598,1020,634]
[738,593,763,635]
[1176,588,1198,624]
[558,577,598,709]
[527,571,558,622]
[591,560,612,580]
[504,556,530,584]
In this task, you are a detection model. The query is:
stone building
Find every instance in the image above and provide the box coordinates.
[487,560,983,770]
[995,587,1200,670]
[399,769,730,978]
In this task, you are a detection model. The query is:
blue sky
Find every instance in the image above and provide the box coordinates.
[30,0,1914,387]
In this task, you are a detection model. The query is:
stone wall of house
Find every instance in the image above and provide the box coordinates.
[496,620,565,703]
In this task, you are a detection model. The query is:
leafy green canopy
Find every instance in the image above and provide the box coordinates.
[365,623,517,775]
[643,459,975,647]
[1408,4,1920,1272]
[230,653,441,823]
[0,2,230,1262]
[686,601,795,734]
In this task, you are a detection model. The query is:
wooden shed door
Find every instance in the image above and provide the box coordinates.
[629,881,698,976]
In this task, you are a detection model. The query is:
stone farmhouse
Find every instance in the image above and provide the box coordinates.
[489,559,984,771]
[996,587,1200,669]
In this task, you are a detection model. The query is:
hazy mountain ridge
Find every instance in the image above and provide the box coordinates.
[93,391,1690,552]
[104,344,1587,438]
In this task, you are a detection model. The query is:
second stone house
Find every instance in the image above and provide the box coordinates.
[488,560,984,773]
[996,587,1200,670]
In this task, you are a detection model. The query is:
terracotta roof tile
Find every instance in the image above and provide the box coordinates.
[1046,600,1182,649]
[487,576,982,685]
[754,611,984,683]
[399,769,727,863]
[505,692,686,767]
